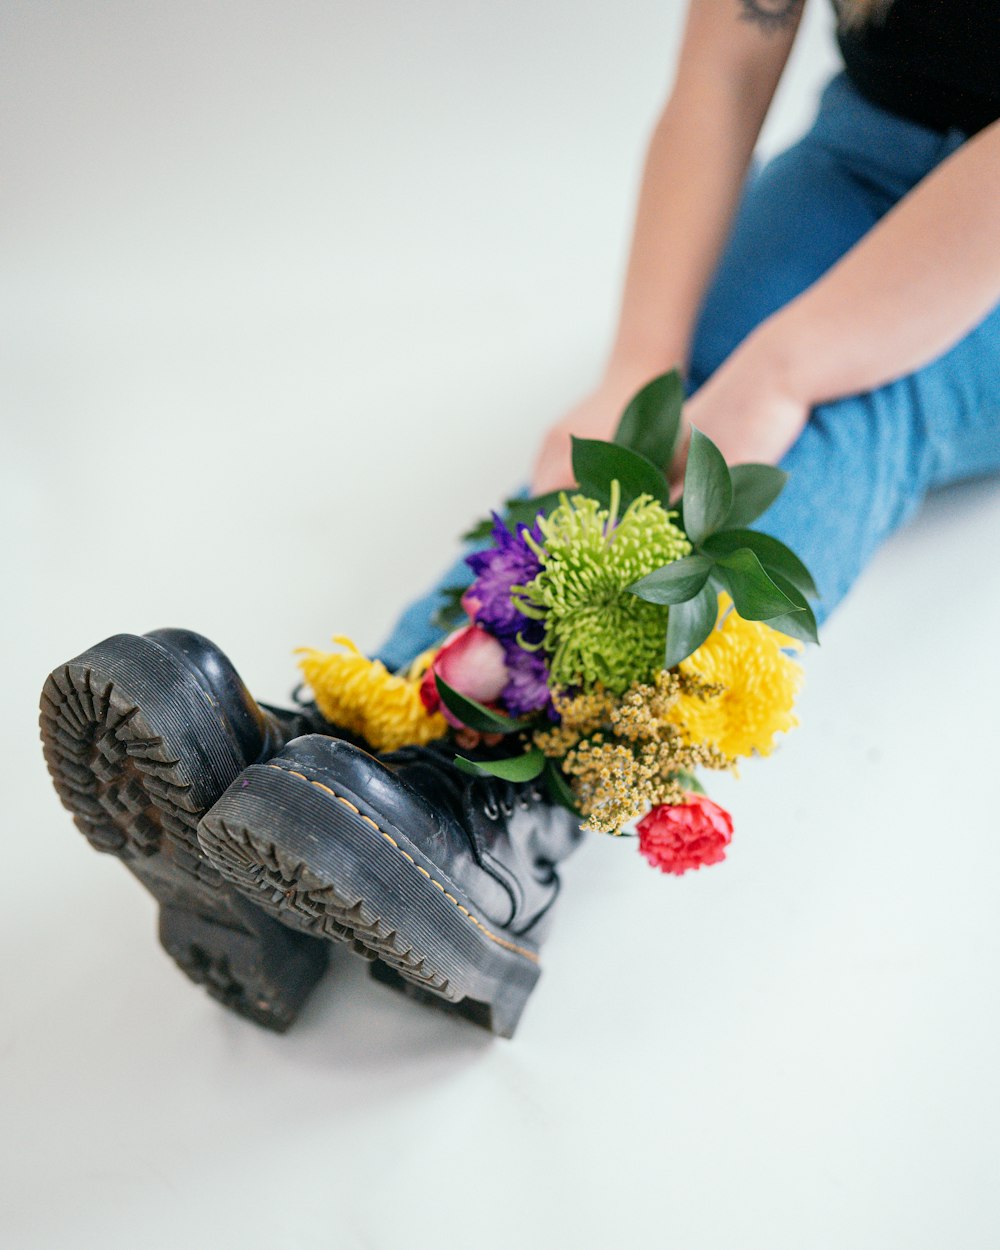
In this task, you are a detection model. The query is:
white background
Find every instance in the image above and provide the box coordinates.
[3,3,1000,1248]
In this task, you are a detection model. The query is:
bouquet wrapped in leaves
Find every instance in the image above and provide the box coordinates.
[298,371,818,875]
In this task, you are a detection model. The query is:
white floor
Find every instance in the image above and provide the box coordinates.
[3,4,1000,1248]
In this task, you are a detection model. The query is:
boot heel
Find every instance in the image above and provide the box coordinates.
[158,897,329,1033]
[368,955,539,1038]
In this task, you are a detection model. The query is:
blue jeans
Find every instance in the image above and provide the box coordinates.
[375,73,1000,672]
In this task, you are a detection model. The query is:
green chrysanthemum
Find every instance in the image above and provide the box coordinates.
[515,482,690,694]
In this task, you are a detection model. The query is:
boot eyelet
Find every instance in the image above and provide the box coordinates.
[482,799,500,820]
[500,798,514,818]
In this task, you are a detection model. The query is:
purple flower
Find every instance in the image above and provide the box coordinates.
[464,512,556,717]
[465,513,544,640]
[500,637,554,717]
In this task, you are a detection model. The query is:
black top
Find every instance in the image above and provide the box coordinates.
[836,0,1000,136]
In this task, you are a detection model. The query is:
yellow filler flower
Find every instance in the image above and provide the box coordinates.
[670,595,803,761]
[296,636,447,752]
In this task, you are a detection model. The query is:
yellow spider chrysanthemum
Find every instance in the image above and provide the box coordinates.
[295,636,447,752]
[670,595,803,761]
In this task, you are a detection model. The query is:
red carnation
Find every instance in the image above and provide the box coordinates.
[636,794,734,875]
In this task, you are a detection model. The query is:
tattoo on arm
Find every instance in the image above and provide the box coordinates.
[737,0,804,33]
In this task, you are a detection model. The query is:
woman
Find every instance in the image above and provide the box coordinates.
[41,0,1000,1035]
[374,0,1000,673]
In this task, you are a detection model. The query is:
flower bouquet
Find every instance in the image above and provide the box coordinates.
[297,370,818,875]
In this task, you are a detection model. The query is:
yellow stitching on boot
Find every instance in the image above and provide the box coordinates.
[264,762,539,963]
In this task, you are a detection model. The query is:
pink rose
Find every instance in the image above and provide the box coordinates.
[636,794,734,875]
[419,624,509,728]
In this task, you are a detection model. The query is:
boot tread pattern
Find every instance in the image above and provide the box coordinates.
[200,815,456,998]
[263,763,539,963]
[41,664,212,873]
[39,655,328,1031]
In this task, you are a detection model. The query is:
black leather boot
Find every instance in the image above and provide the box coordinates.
[39,628,335,1031]
[197,734,584,1037]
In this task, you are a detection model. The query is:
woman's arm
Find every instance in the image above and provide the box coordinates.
[531,0,804,494]
[676,116,1000,477]
[760,115,1000,401]
[608,0,804,379]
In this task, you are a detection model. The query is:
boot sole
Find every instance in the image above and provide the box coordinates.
[39,635,329,1031]
[198,759,541,1038]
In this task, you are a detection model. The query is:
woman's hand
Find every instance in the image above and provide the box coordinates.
[669,330,811,490]
[531,328,812,498]
[530,367,668,495]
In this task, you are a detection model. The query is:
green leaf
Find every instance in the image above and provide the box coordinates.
[543,759,582,816]
[571,437,669,509]
[454,749,547,782]
[430,585,470,632]
[664,581,719,669]
[682,426,733,544]
[460,491,562,543]
[701,529,818,598]
[434,675,531,734]
[759,570,820,645]
[613,369,684,470]
[628,554,714,605]
[714,548,801,622]
[460,516,495,543]
[671,769,706,796]
[502,490,562,528]
[725,464,788,528]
